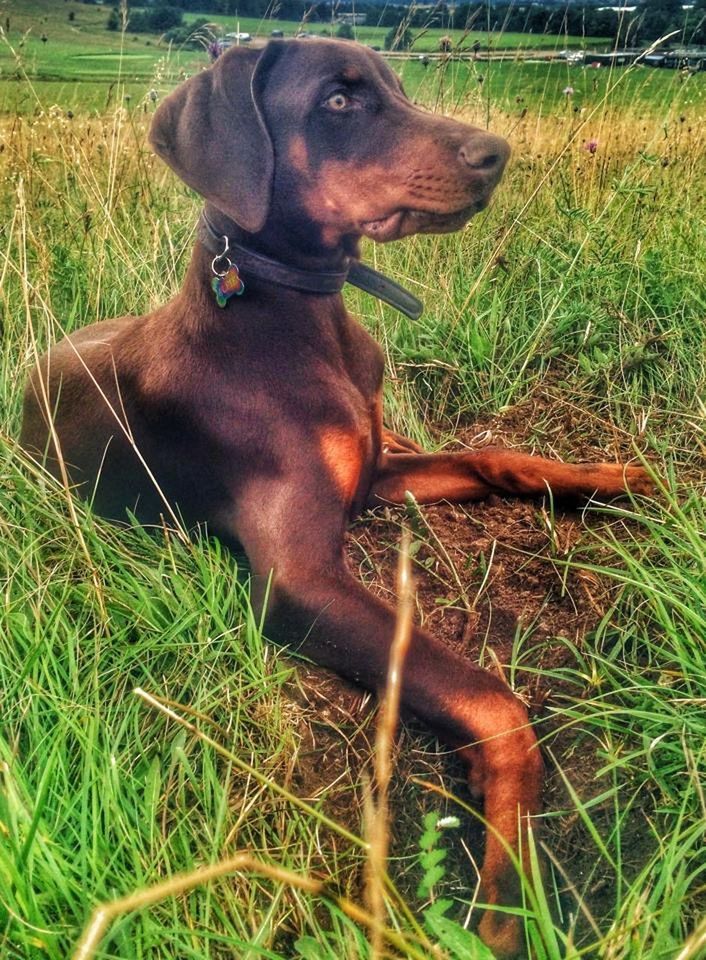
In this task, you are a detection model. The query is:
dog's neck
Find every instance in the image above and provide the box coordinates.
[193,204,423,321]
[198,208,350,298]
[202,203,353,275]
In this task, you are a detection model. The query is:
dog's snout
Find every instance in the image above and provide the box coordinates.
[458,134,510,178]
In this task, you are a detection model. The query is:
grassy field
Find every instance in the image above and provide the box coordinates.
[2,0,705,117]
[1,0,609,86]
[4,60,705,119]
[5,59,706,118]
[1,3,706,960]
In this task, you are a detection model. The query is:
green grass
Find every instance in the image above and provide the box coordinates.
[1,6,706,960]
[536,490,706,957]
[0,0,202,84]
[5,61,705,118]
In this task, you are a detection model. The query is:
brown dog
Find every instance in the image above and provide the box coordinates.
[21,39,652,958]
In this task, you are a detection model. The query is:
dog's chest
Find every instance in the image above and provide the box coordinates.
[307,325,384,514]
[338,321,385,400]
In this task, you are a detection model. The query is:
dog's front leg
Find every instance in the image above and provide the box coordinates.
[228,488,542,959]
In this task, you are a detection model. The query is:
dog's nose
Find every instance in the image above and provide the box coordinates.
[458,133,510,178]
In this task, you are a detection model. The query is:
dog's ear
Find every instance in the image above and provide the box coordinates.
[150,43,282,233]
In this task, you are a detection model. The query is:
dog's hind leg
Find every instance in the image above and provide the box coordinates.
[370,447,654,505]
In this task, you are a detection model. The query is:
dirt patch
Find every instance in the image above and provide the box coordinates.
[281,394,658,942]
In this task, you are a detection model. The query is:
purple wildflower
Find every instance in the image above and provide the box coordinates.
[584,138,599,154]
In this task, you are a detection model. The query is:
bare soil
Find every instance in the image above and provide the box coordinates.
[281,392,658,945]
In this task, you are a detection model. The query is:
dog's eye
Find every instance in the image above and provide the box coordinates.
[325,92,351,112]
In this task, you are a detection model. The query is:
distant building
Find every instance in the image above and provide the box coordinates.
[646,49,706,69]
[585,47,706,70]
[585,49,641,66]
[336,13,367,25]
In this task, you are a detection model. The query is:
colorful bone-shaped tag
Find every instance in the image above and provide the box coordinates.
[211,264,244,307]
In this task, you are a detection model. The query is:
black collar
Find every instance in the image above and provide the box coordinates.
[198,213,423,321]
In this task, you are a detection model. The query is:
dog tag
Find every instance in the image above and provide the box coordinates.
[211,264,244,307]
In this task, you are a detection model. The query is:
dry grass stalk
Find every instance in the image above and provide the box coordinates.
[674,915,706,960]
[71,854,319,960]
[366,529,416,960]
[70,848,434,960]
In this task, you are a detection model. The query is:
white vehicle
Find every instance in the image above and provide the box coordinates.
[558,49,585,62]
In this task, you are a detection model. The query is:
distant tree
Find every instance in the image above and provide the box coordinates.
[384,25,412,50]
[127,10,149,31]
[590,9,620,38]
[108,4,184,34]
[685,0,706,43]
[148,5,184,32]
[164,16,211,46]
[378,7,405,28]
[635,0,684,43]
[451,4,481,31]
[336,22,354,40]
[273,0,308,21]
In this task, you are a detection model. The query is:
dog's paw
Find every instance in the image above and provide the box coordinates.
[380,428,424,455]
[478,911,526,960]
[622,464,658,497]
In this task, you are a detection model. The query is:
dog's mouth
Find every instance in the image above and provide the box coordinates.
[360,202,485,243]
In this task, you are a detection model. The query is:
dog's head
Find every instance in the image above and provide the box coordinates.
[150,39,509,249]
